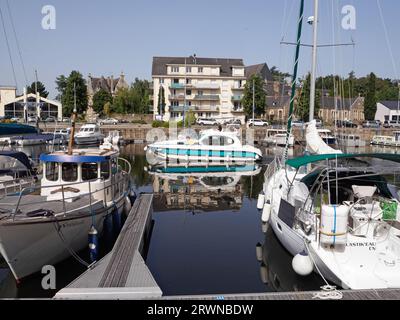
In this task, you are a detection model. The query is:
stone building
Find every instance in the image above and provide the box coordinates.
[318,96,365,124]
[86,73,129,121]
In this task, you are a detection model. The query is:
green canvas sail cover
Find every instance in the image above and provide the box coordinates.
[286,153,400,169]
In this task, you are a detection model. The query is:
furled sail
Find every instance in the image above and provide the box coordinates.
[306,120,342,155]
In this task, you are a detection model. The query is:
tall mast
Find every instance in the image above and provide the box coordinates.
[67,83,77,155]
[283,0,305,163]
[309,0,319,122]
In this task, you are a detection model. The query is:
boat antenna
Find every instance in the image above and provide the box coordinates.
[67,82,77,155]
[282,0,305,163]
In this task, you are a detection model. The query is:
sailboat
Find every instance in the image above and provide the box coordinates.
[258,0,400,290]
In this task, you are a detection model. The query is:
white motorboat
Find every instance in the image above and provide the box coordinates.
[0,145,134,281]
[337,134,366,148]
[104,130,125,145]
[265,129,294,147]
[74,124,104,145]
[317,129,336,145]
[145,129,262,165]
[371,132,400,147]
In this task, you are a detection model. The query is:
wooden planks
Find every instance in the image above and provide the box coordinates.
[163,288,400,300]
[99,193,152,287]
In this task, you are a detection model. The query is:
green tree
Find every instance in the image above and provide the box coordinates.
[270,66,290,82]
[131,78,151,114]
[92,89,112,115]
[296,73,320,121]
[242,75,266,118]
[157,86,166,116]
[364,72,377,120]
[27,81,49,98]
[103,101,111,117]
[56,71,88,116]
[112,88,131,113]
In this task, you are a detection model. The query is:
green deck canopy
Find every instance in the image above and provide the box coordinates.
[286,153,400,169]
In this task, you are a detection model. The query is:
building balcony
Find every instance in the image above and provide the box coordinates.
[193,83,220,90]
[193,95,219,101]
[168,94,186,100]
[231,95,243,101]
[193,106,219,112]
[232,107,244,113]
[232,86,244,90]
[169,105,195,112]
[169,83,185,89]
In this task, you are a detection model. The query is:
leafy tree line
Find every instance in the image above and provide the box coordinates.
[55,71,152,117]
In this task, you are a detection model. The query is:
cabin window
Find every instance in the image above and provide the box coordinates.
[62,163,78,182]
[82,162,98,181]
[46,162,59,181]
[101,161,110,179]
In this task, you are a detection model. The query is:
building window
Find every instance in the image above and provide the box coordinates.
[172,101,179,106]
[186,89,192,95]
[198,67,203,73]
[171,67,179,73]
[186,67,192,73]
[198,90,203,96]
[173,78,179,84]
[160,78,164,84]
[186,78,191,84]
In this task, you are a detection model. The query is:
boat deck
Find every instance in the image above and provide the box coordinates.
[0,194,101,219]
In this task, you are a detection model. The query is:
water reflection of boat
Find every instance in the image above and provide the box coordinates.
[256,226,326,292]
[148,164,261,212]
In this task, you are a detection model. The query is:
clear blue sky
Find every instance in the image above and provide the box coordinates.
[0,0,399,98]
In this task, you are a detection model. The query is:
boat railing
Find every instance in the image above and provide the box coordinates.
[0,175,38,200]
[8,169,130,221]
[118,157,132,175]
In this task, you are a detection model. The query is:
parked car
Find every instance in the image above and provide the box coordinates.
[27,116,38,123]
[248,119,269,127]
[10,117,20,123]
[383,120,390,128]
[62,117,71,122]
[226,119,242,125]
[362,120,380,128]
[291,120,305,128]
[99,118,119,125]
[336,120,357,128]
[196,118,217,126]
[315,119,323,128]
[389,120,400,128]
[45,116,56,122]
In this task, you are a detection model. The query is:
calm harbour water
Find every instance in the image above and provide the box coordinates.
[1,142,398,298]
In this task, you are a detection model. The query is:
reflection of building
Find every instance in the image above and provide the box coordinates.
[152,174,243,212]
[0,86,62,120]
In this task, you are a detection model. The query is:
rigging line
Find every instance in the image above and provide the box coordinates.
[376,0,399,81]
[5,0,28,86]
[0,2,17,88]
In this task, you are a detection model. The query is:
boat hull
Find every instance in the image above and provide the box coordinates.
[75,135,104,145]
[0,199,124,281]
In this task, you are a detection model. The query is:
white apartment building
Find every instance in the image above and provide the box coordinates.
[152,56,247,122]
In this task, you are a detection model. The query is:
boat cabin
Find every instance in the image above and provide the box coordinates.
[39,148,120,202]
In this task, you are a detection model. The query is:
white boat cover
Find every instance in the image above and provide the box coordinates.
[305,120,342,155]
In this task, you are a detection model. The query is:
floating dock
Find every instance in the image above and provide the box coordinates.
[54,193,162,299]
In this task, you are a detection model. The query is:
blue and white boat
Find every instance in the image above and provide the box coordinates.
[145,129,262,164]
[0,145,134,281]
